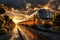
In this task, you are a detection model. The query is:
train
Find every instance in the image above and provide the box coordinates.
[19,8,53,30]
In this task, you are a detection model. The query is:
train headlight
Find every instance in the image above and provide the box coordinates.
[42,21,45,24]
[49,21,53,24]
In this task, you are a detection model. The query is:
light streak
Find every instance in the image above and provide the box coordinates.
[10,13,30,40]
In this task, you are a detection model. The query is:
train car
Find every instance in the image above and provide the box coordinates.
[37,8,53,29]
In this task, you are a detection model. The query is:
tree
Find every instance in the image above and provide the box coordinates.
[0,4,15,35]
[0,4,7,14]
[0,7,6,14]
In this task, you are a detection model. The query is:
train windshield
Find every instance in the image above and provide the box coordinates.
[38,9,52,20]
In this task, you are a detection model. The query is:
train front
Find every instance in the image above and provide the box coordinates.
[38,8,53,29]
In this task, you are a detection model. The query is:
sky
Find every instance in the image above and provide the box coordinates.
[0,0,60,10]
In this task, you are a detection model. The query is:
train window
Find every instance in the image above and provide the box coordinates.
[38,9,52,20]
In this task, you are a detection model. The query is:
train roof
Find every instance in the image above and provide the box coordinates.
[38,8,50,13]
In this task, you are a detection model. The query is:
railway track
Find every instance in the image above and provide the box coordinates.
[19,24,60,40]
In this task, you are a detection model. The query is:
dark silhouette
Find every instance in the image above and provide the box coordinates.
[55,14,60,26]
